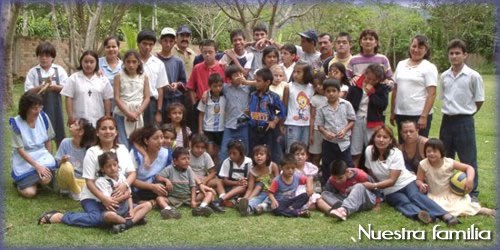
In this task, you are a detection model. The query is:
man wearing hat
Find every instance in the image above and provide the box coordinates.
[157,27,187,122]
[173,25,197,78]
[297,29,322,72]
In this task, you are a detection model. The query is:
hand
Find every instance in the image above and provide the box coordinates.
[417,115,427,130]
[234,75,246,85]
[170,82,180,91]
[67,116,76,127]
[271,200,279,209]
[324,131,336,141]
[191,200,198,208]
[389,113,396,126]
[336,129,346,139]
[416,181,428,193]
[155,112,162,124]
[224,49,237,60]
[309,135,314,146]
[255,38,269,50]
[152,183,168,196]
[238,178,248,187]
[464,179,473,194]
[266,120,277,131]
[35,165,52,180]
[363,82,374,93]
[111,182,128,198]
[164,180,173,192]
[201,90,209,104]
[280,125,286,135]
[127,209,135,219]
[350,75,360,86]
[60,155,70,164]
[101,196,119,212]
[48,85,59,92]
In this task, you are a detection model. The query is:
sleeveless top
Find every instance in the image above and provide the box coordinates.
[250,162,274,191]
[402,136,423,173]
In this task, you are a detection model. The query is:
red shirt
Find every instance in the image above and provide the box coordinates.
[186,62,225,101]
[328,168,369,196]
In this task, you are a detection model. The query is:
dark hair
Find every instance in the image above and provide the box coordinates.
[409,35,431,60]
[122,50,144,75]
[447,38,467,53]
[255,68,273,84]
[336,32,352,43]
[280,153,297,167]
[77,50,100,73]
[35,42,56,58]
[95,116,119,149]
[401,120,418,130]
[328,62,349,86]
[77,118,97,149]
[191,133,209,148]
[103,36,120,48]
[227,139,246,158]
[289,141,307,154]
[423,138,445,158]
[262,45,280,66]
[313,71,326,86]
[365,63,385,83]
[129,125,161,149]
[281,43,297,55]
[252,145,271,166]
[319,33,333,42]
[225,64,243,79]
[322,79,342,91]
[165,103,189,148]
[293,61,314,84]
[172,147,190,160]
[160,123,177,138]
[253,23,268,34]
[331,160,348,176]
[199,39,217,51]
[18,91,43,120]
[368,125,398,161]
[208,73,223,86]
[230,29,246,41]
[98,151,118,176]
[137,29,157,44]
[359,29,379,54]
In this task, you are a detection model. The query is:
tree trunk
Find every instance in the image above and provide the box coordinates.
[1,1,22,109]
[83,0,104,50]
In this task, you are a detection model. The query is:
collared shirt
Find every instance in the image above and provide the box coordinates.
[142,55,169,100]
[98,57,123,85]
[248,90,286,127]
[223,83,251,129]
[186,62,225,101]
[24,64,69,91]
[315,99,356,151]
[173,45,196,78]
[440,64,484,115]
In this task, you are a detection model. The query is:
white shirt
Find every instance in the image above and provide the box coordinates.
[394,59,438,115]
[142,55,169,100]
[285,81,315,126]
[440,64,484,115]
[24,64,68,91]
[280,62,295,82]
[197,92,226,132]
[218,156,253,180]
[220,50,254,69]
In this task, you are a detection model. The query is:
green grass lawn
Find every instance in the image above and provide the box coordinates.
[2,76,497,248]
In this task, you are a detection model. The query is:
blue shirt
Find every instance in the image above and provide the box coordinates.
[156,54,187,99]
[98,57,122,86]
[223,84,251,129]
[248,90,286,127]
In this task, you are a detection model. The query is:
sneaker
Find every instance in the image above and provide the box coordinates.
[238,198,250,216]
[329,207,347,221]
[298,209,311,218]
[70,192,81,201]
[110,223,127,234]
[209,200,225,213]
[160,208,181,219]
[192,206,213,217]
[417,211,433,224]
[442,213,459,226]
[223,199,235,208]
[254,205,264,216]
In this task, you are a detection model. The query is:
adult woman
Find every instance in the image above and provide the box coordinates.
[10,92,57,198]
[399,120,428,174]
[391,35,437,142]
[362,125,458,226]
[38,116,145,227]
[99,37,123,86]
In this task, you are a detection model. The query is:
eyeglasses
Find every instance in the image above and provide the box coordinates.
[31,105,44,111]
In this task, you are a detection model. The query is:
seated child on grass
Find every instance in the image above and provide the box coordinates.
[289,142,321,209]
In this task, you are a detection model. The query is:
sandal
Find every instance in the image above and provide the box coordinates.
[442,213,459,226]
[37,210,61,225]
[417,211,433,224]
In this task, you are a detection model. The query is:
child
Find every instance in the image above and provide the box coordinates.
[197,73,226,163]
[248,68,286,164]
[268,154,312,218]
[284,61,315,153]
[316,160,379,221]
[269,64,289,102]
[416,138,495,217]
[214,139,253,208]
[155,147,216,219]
[24,41,69,147]
[316,79,356,186]
[113,50,151,148]
[220,29,254,78]
[189,134,225,212]
[308,72,328,167]
[328,62,349,98]
[95,152,152,233]
[261,45,280,69]
[61,50,113,126]
[164,103,191,149]
[238,145,279,216]
[55,118,96,200]
[280,44,298,82]
[290,142,321,208]
[346,63,390,167]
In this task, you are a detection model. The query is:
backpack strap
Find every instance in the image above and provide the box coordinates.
[53,67,60,85]
[35,68,44,85]
[228,160,235,181]
[228,160,249,180]
[106,178,115,190]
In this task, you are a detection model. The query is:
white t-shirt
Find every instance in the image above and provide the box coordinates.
[280,62,295,83]
[80,144,136,201]
[55,138,87,178]
[189,151,215,178]
[60,71,114,126]
[220,50,254,69]
[24,64,69,91]
[393,59,438,116]
[197,92,226,132]
[364,146,416,195]
[285,81,315,126]
[218,156,253,180]
[142,55,169,100]
[310,94,328,130]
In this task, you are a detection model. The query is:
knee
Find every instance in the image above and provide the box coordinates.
[18,186,38,198]
[39,176,52,186]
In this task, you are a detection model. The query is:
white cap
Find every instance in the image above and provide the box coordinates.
[160,27,176,37]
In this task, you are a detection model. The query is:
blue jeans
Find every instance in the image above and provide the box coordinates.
[272,193,309,217]
[218,124,249,169]
[61,199,105,227]
[385,181,447,220]
[248,192,269,212]
[143,97,158,126]
[114,114,129,149]
[321,140,353,186]
[285,125,309,153]
[395,114,433,144]
[439,115,478,197]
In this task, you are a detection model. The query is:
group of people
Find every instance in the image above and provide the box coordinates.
[11,23,494,234]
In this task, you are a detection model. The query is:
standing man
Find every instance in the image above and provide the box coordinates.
[317,33,334,73]
[439,39,484,202]
[326,32,353,72]
[137,29,169,125]
[172,25,196,78]
[297,29,322,72]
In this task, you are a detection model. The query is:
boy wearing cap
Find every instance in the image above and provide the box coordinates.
[173,25,197,78]
[157,27,187,122]
[137,29,169,125]
[297,29,322,72]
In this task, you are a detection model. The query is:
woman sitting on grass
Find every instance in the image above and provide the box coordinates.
[398,120,427,174]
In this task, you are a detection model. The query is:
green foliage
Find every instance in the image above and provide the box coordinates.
[120,25,138,52]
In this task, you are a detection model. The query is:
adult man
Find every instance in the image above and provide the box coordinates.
[439,39,484,202]
[137,29,169,125]
[172,25,196,78]
[326,32,353,72]
[296,29,322,72]
[317,33,334,73]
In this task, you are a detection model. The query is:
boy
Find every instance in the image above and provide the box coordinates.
[25,41,69,147]
[220,29,254,78]
[155,147,217,219]
[248,68,286,163]
[247,24,269,78]
[268,154,312,218]
[315,79,356,186]
[316,160,379,221]
[439,39,484,201]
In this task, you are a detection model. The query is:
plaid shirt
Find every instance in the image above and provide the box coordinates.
[248,90,286,127]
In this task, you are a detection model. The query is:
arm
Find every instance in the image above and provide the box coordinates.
[203,168,217,185]
[475,102,484,114]
[336,119,355,140]
[418,86,436,130]
[268,192,279,209]
[282,85,289,108]
[415,165,429,193]
[198,111,205,134]
[452,160,475,193]
[132,178,167,196]
[113,75,132,118]
[87,178,118,211]
[390,84,397,126]
[222,177,241,187]
[104,99,112,117]
[155,88,164,124]
[65,96,75,126]
[155,175,174,192]
[243,174,256,199]
[309,105,316,145]
[190,186,197,208]
[16,147,52,178]
[137,75,151,115]
[305,176,313,197]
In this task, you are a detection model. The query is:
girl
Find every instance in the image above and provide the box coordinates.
[61,50,113,126]
[328,62,349,97]
[416,138,495,217]
[283,61,315,153]
[95,152,152,234]
[290,142,321,209]
[165,103,191,148]
[161,123,177,149]
[238,145,280,216]
[55,118,96,200]
[308,72,327,167]
[363,126,459,226]
[261,45,280,69]
[280,44,297,82]
[399,120,428,173]
[113,50,150,148]
[269,64,289,101]
[99,37,123,87]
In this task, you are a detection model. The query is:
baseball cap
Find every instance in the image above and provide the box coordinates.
[176,25,192,35]
[160,27,176,38]
[298,29,318,44]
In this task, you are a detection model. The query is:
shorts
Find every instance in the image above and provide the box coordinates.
[167,196,191,208]
[15,170,54,190]
[308,130,323,154]
[132,189,158,203]
[350,116,374,155]
[204,131,224,146]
